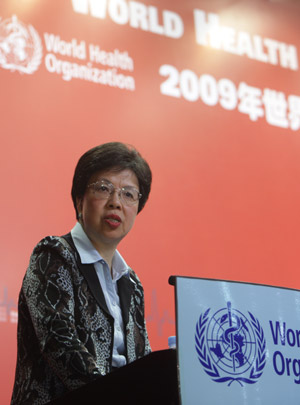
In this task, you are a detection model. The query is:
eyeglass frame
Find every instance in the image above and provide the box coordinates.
[87,179,142,205]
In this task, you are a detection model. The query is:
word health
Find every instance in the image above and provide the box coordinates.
[194,10,298,71]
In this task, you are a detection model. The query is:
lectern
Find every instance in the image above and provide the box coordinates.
[48,349,179,405]
[171,276,300,404]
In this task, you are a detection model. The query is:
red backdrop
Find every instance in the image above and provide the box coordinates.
[1,0,300,403]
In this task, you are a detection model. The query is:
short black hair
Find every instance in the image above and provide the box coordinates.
[71,142,152,218]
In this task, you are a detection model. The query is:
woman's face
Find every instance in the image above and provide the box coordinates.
[77,168,140,253]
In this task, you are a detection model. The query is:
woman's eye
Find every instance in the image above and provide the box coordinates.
[123,190,135,200]
[98,185,109,192]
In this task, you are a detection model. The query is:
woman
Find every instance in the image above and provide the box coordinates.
[11,142,152,404]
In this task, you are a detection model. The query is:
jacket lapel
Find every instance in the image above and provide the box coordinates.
[78,262,111,316]
[61,233,133,323]
[61,233,111,317]
[118,275,134,326]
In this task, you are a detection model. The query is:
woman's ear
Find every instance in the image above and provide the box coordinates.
[76,197,83,219]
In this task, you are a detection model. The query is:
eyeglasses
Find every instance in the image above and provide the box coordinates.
[87,180,142,206]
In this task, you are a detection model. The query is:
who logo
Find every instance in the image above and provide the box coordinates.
[0,15,42,74]
[195,302,266,386]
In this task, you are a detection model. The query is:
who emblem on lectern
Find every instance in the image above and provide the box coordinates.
[195,301,266,386]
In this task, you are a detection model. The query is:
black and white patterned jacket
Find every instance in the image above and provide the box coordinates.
[11,233,151,404]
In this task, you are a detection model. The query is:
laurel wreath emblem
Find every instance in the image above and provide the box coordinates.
[0,16,43,74]
[195,308,266,386]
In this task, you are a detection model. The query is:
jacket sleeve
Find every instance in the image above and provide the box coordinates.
[21,236,107,390]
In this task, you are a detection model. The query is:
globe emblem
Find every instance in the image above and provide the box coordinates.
[206,302,256,375]
[0,15,42,74]
[195,302,266,385]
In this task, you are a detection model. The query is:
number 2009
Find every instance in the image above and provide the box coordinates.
[159,64,237,110]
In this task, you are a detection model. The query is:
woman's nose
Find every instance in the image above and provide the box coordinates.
[107,189,122,207]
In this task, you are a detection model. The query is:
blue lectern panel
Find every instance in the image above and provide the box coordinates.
[175,277,300,405]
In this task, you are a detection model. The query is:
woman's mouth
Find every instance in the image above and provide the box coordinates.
[104,215,121,228]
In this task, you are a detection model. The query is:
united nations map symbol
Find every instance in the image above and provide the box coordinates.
[195,302,266,386]
[0,15,42,74]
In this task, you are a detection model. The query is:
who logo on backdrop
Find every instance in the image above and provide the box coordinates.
[195,301,267,386]
[0,15,42,74]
